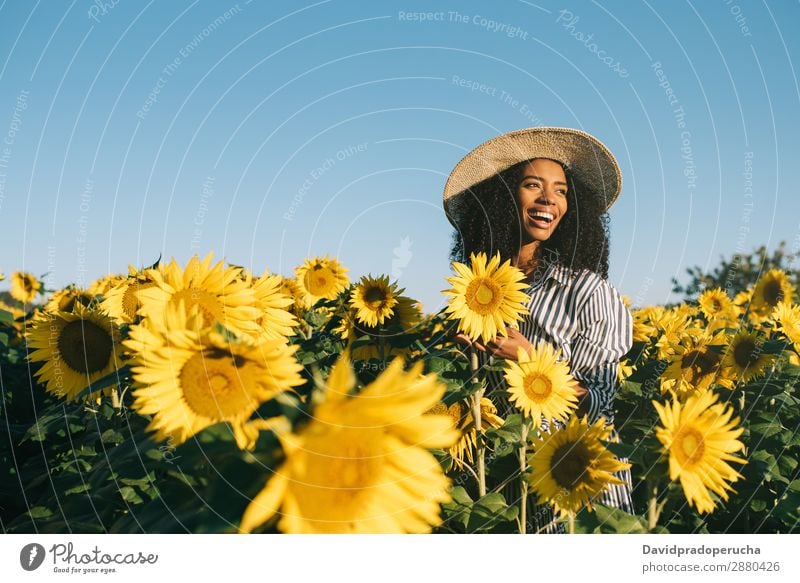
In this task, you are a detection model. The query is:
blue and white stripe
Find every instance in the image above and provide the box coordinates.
[479,262,635,532]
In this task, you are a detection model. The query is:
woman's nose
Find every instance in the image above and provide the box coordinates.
[536,189,556,204]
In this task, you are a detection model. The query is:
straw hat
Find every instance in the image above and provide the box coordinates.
[443,127,622,227]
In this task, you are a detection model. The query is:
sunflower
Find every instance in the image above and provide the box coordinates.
[660,331,729,396]
[100,266,157,324]
[125,303,304,448]
[350,274,400,327]
[733,288,752,308]
[652,390,746,514]
[651,307,695,359]
[773,301,800,353]
[618,359,636,382]
[27,304,121,400]
[443,251,529,344]
[504,343,579,424]
[435,398,504,470]
[383,294,423,331]
[721,330,774,383]
[88,273,126,296]
[248,270,299,340]
[527,416,629,518]
[45,287,95,314]
[10,271,42,303]
[295,255,349,307]
[698,288,738,329]
[0,298,24,320]
[277,276,306,316]
[137,253,262,338]
[340,295,424,360]
[751,269,795,317]
[240,351,459,533]
[632,306,660,343]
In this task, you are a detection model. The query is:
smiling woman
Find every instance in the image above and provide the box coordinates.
[444,127,633,533]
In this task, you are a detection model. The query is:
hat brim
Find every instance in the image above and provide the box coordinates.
[443,127,622,227]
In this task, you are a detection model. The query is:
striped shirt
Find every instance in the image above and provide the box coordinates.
[479,261,635,531]
[481,261,633,425]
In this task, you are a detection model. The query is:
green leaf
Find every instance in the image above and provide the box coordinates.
[118,486,144,504]
[100,429,125,445]
[427,355,457,375]
[441,486,472,531]
[619,380,642,396]
[449,485,473,506]
[749,422,785,439]
[591,504,648,533]
[466,492,518,533]
[485,413,525,451]
[65,483,91,496]
[26,506,54,519]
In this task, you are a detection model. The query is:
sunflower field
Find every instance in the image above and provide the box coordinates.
[0,247,798,534]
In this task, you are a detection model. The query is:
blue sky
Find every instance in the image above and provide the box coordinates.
[1,0,798,313]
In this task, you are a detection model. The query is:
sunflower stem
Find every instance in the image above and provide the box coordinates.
[469,346,486,497]
[647,483,661,531]
[519,421,529,534]
[378,325,386,362]
[111,386,121,410]
[567,511,575,534]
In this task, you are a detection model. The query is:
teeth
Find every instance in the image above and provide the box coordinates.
[530,211,554,222]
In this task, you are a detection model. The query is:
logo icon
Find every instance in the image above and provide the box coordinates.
[20,543,46,571]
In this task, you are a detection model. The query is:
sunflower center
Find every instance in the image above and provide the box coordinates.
[681,349,719,382]
[172,288,223,326]
[675,427,705,467]
[363,286,387,307]
[465,278,501,315]
[711,299,722,312]
[763,280,784,306]
[23,277,34,292]
[550,441,591,490]
[523,373,553,402]
[733,338,759,368]
[300,429,385,513]
[57,320,114,374]
[178,350,255,420]
[447,402,465,427]
[122,281,155,319]
[306,266,334,296]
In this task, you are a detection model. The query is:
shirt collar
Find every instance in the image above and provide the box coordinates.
[526,262,573,290]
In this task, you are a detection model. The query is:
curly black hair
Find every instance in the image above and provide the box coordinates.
[447,158,611,278]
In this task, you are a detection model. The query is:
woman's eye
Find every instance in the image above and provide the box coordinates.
[524,182,540,189]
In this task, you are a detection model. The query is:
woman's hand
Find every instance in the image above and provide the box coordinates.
[574,382,589,417]
[453,326,534,360]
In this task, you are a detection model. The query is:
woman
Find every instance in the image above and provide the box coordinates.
[443,127,634,532]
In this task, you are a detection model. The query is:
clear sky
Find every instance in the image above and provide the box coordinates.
[1,0,798,313]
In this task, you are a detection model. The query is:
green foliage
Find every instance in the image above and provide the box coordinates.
[671,241,798,300]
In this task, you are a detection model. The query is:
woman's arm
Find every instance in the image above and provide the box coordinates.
[569,279,633,423]
[454,327,532,360]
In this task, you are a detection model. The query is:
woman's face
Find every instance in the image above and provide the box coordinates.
[516,158,569,243]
